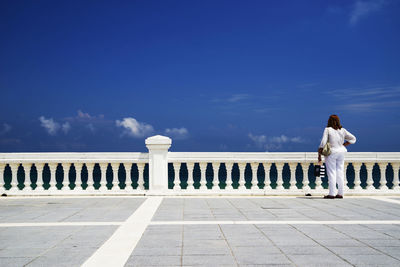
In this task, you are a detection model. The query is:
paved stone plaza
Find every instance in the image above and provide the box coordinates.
[1,196,400,266]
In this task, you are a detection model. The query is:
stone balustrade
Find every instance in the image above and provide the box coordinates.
[0,135,399,196]
[168,152,400,195]
[0,153,148,195]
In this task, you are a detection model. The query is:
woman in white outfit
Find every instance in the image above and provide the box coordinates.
[318,115,356,199]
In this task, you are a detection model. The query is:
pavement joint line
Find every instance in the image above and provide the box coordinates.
[0,195,147,199]
[288,224,354,266]
[150,220,400,225]
[81,196,163,267]
[369,197,400,205]
[2,220,400,227]
[0,222,123,227]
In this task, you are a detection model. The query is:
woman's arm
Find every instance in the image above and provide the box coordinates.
[319,128,328,149]
[318,128,328,162]
[344,128,356,144]
[318,148,323,162]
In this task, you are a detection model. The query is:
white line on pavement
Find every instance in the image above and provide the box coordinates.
[150,220,400,225]
[81,196,163,267]
[0,222,122,227]
[369,197,400,205]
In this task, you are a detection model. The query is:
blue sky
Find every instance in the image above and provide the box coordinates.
[1,0,399,152]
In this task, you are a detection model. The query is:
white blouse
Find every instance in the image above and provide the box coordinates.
[319,127,357,153]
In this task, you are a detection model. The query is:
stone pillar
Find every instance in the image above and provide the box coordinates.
[172,162,181,190]
[0,163,5,193]
[145,135,172,192]
[212,162,220,190]
[238,163,247,190]
[289,163,297,190]
[186,162,195,190]
[99,163,108,191]
[61,163,71,192]
[275,163,284,190]
[365,162,375,191]
[353,162,362,190]
[199,163,207,190]
[250,163,259,190]
[392,163,400,190]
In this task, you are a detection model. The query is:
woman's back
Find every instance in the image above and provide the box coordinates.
[320,127,356,153]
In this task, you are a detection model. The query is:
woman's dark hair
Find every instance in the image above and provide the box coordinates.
[327,115,342,130]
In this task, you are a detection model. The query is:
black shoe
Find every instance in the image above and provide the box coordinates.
[324,195,335,199]
[335,195,343,199]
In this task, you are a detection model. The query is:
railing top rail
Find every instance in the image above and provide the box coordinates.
[168,152,400,163]
[0,152,149,164]
[1,151,400,164]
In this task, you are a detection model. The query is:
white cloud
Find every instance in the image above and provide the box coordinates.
[39,116,60,136]
[62,122,71,134]
[350,0,385,25]
[248,133,304,151]
[327,85,400,112]
[39,116,71,135]
[77,110,92,119]
[227,94,251,103]
[165,127,189,139]
[116,117,154,138]
[248,133,267,149]
[0,123,11,135]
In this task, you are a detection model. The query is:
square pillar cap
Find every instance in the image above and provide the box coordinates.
[145,135,172,146]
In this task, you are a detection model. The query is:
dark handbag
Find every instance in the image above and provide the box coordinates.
[314,164,325,177]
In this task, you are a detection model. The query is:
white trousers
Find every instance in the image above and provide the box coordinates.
[325,152,346,196]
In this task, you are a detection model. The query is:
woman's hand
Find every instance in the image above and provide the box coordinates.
[318,148,322,162]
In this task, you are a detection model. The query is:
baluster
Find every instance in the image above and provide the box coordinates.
[343,162,349,190]
[172,162,180,190]
[301,163,310,191]
[48,163,58,191]
[212,162,220,190]
[199,163,207,190]
[378,162,388,190]
[264,162,272,190]
[9,163,19,191]
[238,163,246,190]
[74,163,83,191]
[124,163,133,191]
[365,162,375,190]
[289,163,297,190]
[62,163,71,191]
[86,163,95,191]
[353,162,362,190]
[315,162,323,190]
[275,163,284,190]
[137,163,145,190]
[21,163,32,191]
[250,163,259,190]
[111,163,120,190]
[187,162,195,190]
[35,163,45,191]
[0,163,5,192]
[392,163,400,190]
[225,162,233,190]
[99,163,108,190]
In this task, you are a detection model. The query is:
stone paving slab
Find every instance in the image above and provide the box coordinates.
[0,225,117,267]
[126,223,400,266]
[152,197,400,221]
[0,197,145,223]
[1,196,400,266]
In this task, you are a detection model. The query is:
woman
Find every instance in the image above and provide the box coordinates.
[318,115,356,199]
